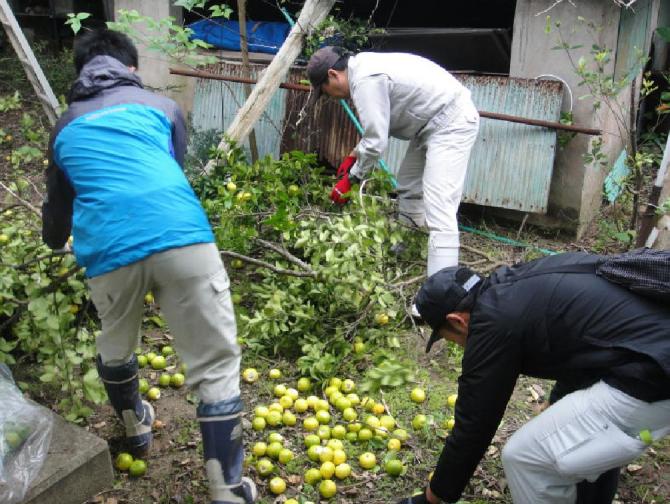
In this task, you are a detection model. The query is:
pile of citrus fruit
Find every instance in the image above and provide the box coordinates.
[241,368,456,501]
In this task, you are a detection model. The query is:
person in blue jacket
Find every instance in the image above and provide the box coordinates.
[41,29,256,504]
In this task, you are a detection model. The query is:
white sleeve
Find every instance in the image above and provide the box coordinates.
[349,75,391,179]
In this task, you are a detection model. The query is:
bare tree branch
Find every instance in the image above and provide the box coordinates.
[255,238,314,272]
[221,250,316,277]
[0,181,41,218]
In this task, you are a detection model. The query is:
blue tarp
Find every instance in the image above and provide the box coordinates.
[187,19,291,55]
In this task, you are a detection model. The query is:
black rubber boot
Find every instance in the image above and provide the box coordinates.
[576,467,620,504]
[198,396,256,504]
[96,354,154,455]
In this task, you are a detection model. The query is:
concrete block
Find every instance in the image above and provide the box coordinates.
[23,412,113,504]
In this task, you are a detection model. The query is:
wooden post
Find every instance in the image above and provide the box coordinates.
[206,0,335,171]
[237,0,259,163]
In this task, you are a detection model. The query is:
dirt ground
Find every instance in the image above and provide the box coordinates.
[2,102,669,504]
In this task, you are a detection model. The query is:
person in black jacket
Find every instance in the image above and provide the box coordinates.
[399,252,670,504]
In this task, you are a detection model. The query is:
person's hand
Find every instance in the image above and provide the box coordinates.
[330,175,352,205]
[336,155,356,178]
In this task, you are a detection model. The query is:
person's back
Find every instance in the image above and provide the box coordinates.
[45,55,212,277]
[348,52,468,140]
[41,29,256,504]
[478,252,670,401]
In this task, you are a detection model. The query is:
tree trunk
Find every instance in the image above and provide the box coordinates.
[206,0,335,172]
[644,135,670,249]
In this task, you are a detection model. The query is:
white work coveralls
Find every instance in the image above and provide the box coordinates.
[348,52,479,275]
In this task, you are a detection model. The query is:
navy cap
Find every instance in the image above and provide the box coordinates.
[306,46,347,106]
[415,266,482,352]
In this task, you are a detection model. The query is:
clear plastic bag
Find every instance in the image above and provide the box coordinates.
[0,364,54,504]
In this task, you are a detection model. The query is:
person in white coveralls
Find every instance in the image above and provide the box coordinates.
[307,46,480,276]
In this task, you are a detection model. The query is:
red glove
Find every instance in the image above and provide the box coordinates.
[336,156,356,178]
[330,175,352,205]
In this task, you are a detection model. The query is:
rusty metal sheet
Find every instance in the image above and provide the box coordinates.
[191,61,287,159]
[459,75,562,213]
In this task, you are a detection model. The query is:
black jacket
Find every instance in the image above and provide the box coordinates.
[431,252,670,502]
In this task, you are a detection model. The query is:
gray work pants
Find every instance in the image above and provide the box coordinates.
[397,93,479,276]
[501,380,670,503]
[88,243,241,405]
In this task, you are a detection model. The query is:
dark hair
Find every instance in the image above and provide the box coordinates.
[73,29,139,74]
[331,55,350,71]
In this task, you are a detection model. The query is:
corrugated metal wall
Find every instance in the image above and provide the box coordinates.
[192,65,561,213]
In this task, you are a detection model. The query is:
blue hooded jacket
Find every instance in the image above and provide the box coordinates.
[42,56,214,277]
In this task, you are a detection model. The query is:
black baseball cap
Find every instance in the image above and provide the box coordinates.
[306,46,348,107]
[415,266,483,353]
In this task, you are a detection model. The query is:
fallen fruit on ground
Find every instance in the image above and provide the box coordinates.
[242,368,259,383]
[359,452,376,469]
[252,442,267,457]
[115,452,134,471]
[146,387,161,401]
[319,479,337,499]
[385,458,404,477]
[128,459,147,477]
[447,393,458,408]
[335,462,351,480]
[410,387,426,403]
[269,476,286,495]
[161,345,174,356]
[268,368,282,379]
[412,414,427,430]
[158,373,171,387]
[151,355,167,370]
[171,372,185,388]
[256,458,274,477]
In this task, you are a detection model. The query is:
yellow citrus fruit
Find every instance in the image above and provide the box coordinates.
[144,292,154,304]
[317,425,331,440]
[324,385,338,398]
[304,467,322,485]
[335,397,351,411]
[353,341,366,353]
[319,479,337,499]
[268,368,282,379]
[447,393,458,408]
[128,459,147,477]
[326,439,343,451]
[158,373,171,387]
[372,403,385,415]
[252,417,266,431]
[341,379,356,393]
[267,432,284,444]
[315,399,330,412]
[279,395,293,409]
[266,410,282,426]
[346,393,360,405]
[254,405,269,418]
[331,425,347,439]
[226,181,237,191]
[278,448,294,464]
[332,449,347,465]
[285,500,299,504]
[365,416,381,429]
[137,355,148,368]
[307,445,323,462]
[316,410,331,425]
[445,417,455,430]
[286,387,299,400]
[359,452,376,469]
[388,438,402,451]
[242,368,259,383]
[297,377,312,392]
[319,446,334,463]
[361,397,375,412]
[138,378,150,394]
[385,459,404,477]
[342,408,357,423]
[393,428,409,442]
[252,442,267,457]
[304,433,320,447]
[150,355,167,370]
[294,398,309,413]
[268,402,284,413]
[320,461,336,479]
[115,452,134,471]
[358,428,373,441]
[348,422,362,433]
[256,458,274,477]
[410,387,426,403]
[282,410,297,426]
[266,442,283,459]
[380,415,396,430]
[375,313,389,325]
[329,377,342,389]
[412,414,427,430]
[146,387,161,401]
[303,416,319,431]
[161,345,174,356]
[335,462,351,480]
[273,384,287,397]
[170,373,185,388]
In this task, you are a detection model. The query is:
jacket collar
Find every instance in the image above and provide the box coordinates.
[68,55,143,103]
